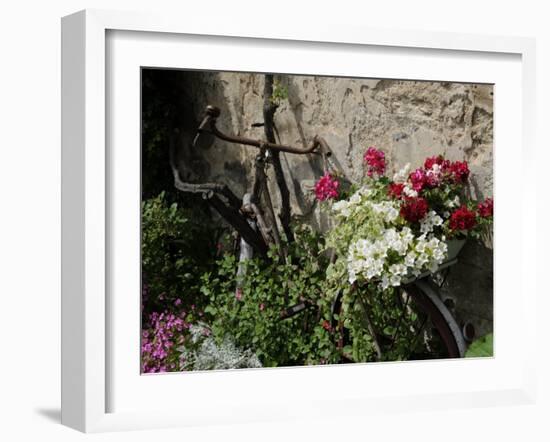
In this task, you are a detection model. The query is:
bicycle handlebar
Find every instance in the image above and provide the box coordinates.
[193,105,331,156]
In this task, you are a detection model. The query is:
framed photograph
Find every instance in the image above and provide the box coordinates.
[61,9,537,433]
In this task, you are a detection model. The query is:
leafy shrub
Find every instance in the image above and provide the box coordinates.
[141,192,217,313]
[200,225,339,367]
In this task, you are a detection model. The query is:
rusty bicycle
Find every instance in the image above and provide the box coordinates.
[171,103,472,363]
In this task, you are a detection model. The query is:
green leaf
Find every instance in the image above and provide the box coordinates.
[465,333,493,358]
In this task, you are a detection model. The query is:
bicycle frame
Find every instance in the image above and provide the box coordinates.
[171,105,334,257]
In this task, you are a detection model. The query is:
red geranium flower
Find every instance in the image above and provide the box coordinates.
[400,197,429,223]
[424,155,443,170]
[449,206,477,231]
[314,173,340,201]
[388,182,405,199]
[363,146,386,177]
[477,198,493,218]
[449,160,470,183]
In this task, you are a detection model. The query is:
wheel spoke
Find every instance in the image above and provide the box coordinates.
[389,290,410,352]
[406,314,429,359]
[356,290,383,360]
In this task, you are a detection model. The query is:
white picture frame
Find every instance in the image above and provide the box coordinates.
[61,9,537,433]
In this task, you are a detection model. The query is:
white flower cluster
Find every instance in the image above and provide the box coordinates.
[393,163,411,183]
[420,210,443,234]
[372,201,401,223]
[445,195,460,209]
[329,173,450,290]
[393,163,418,197]
[347,227,414,284]
[332,185,376,219]
[347,230,448,290]
[402,185,418,198]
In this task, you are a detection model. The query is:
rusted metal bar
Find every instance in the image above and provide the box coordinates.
[279,300,316,320]
[251,150,283,257]
[207,194,268,256]
[194,105,322,155]
[315,136,334,173]
[247,202,274,247]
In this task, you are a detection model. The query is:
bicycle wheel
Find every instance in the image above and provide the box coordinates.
[331,278,466,362]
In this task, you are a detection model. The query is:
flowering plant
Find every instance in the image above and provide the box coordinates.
[312,147,493,362]
[316,149,493,290]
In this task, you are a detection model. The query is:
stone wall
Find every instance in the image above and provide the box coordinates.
[170,70,494,338]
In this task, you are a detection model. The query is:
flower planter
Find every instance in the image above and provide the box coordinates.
[402,238,466,285]
[445,238,466,261]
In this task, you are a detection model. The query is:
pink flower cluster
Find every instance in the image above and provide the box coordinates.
[405,156,471,193]
[409,168,427,191]
[477,197,493,218]
[141,310,190,373]
[363,146,386,177]
[394,155,470,196]
[314,173,340,201]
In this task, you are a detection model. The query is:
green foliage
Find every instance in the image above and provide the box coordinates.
[270,80,289,106]
[201,225,339,367]
[465,333,493,358]
[141,192,217,312]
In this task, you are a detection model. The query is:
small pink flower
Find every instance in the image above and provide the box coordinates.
[174,298,182,306]
[409,168,426,192]
[235,289,243,301]
[314,173,340,201]
[477,198,493,218]
[259,303,265,311]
